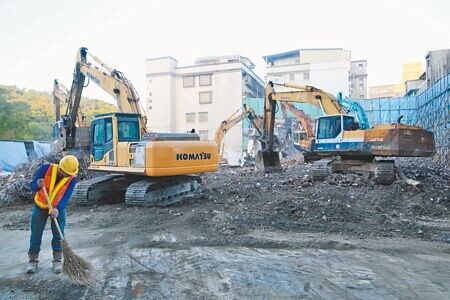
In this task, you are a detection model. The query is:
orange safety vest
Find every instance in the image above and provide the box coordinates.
[34,164,74,209]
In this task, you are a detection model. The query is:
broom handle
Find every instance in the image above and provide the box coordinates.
[42,186,65,240]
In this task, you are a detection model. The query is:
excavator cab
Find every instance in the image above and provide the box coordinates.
[314,115,364,155]
[90,113,141,162]
[316,115,343,140]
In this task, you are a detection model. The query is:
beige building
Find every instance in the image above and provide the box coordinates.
[368,83,405,98]
[263,48,352,97]
[369,61,423,98]
[402,61,423,82]
[145,55,264,159]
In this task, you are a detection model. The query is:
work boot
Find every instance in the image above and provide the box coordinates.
[26,253,39,274]
[52,251,63,274]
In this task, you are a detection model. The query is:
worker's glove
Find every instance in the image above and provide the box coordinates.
[49,208,59,219]
[37,179,44,188]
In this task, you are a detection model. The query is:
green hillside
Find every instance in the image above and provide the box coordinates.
[0,85,117,141]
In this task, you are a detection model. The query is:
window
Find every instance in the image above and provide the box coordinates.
[290,74,295,81]
[147,105,152,110]
[358,63,363,70]
[199,91,212,104]
[118,120,140,141]
[303,72,310,80]
[186,112,195,123]
[343,116,355,130]
[183,76,195,88]
[199,74,212,86]
[198,130,209,140]
[105,118,113,142]
[317,116,342,139]
[93,123,105,145]
[199,112,208,122]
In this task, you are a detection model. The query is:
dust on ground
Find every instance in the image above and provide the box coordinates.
[0,157,449,299]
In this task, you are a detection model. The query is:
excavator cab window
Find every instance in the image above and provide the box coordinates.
[317,116,342,139]
[91,117,114,161]
[117,115,140,142]
[343,116,355,131]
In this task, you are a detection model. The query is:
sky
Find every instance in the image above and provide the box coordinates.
[0,0,449,102]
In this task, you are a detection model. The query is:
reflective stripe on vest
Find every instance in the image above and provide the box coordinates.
[34,164,72,209]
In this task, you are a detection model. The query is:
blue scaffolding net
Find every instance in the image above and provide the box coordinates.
[358,74,448,167]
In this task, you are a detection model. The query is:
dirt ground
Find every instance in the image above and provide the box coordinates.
[0,157,449,299]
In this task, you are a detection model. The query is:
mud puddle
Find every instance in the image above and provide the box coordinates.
[93,244,450,299]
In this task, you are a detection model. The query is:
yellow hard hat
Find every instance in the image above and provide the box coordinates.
[59,155,79,176]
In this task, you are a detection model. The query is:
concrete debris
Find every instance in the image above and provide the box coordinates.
[0,151,98,203]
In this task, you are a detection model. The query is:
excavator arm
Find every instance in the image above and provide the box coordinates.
[68,47,148,135]
[53,79,90,151]
[53,79,69,122]
[214,104,262,162]
[336,92,370,129]
[280,102,314,138]
[262,81,346,170]
[264,82,345,147]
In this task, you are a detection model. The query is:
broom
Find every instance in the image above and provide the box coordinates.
[42,186,93,286]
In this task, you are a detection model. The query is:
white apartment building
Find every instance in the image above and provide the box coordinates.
[145,55,264,159]
[263,48,352,97]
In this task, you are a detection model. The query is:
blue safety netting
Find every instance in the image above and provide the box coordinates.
[360,74,449,167]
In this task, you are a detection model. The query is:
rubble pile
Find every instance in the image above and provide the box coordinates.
[0,151,95,203]
[396,158,449,189]
[200,157,448,239]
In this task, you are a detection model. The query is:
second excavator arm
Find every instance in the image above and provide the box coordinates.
[280,102,315,139]
[214,104,262,160]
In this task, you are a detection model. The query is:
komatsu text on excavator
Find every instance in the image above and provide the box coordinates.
[66,47,218,206]
[261,81,435,184]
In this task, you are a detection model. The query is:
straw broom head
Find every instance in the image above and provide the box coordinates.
[61,239,94,286]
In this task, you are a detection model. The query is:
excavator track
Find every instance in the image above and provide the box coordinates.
[312,160,329,181]
[125,175,202,207]
[375,160,395,185]
[72,174,138,205]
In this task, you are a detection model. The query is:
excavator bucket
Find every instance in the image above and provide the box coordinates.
[257,149,282,173]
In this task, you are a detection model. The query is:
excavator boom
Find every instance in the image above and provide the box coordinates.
[52,78,90,151]
[214,104,263,164]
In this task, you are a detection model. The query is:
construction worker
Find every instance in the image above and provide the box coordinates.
[26,155,79,274]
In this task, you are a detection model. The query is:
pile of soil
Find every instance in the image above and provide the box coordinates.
[1,156,448,243]
[191,158,449,241]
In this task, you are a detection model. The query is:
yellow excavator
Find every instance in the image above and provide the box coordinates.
[214,104,263,164]
[52,79,90,151]
[261,81,435,184]
[67,47,218,206]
